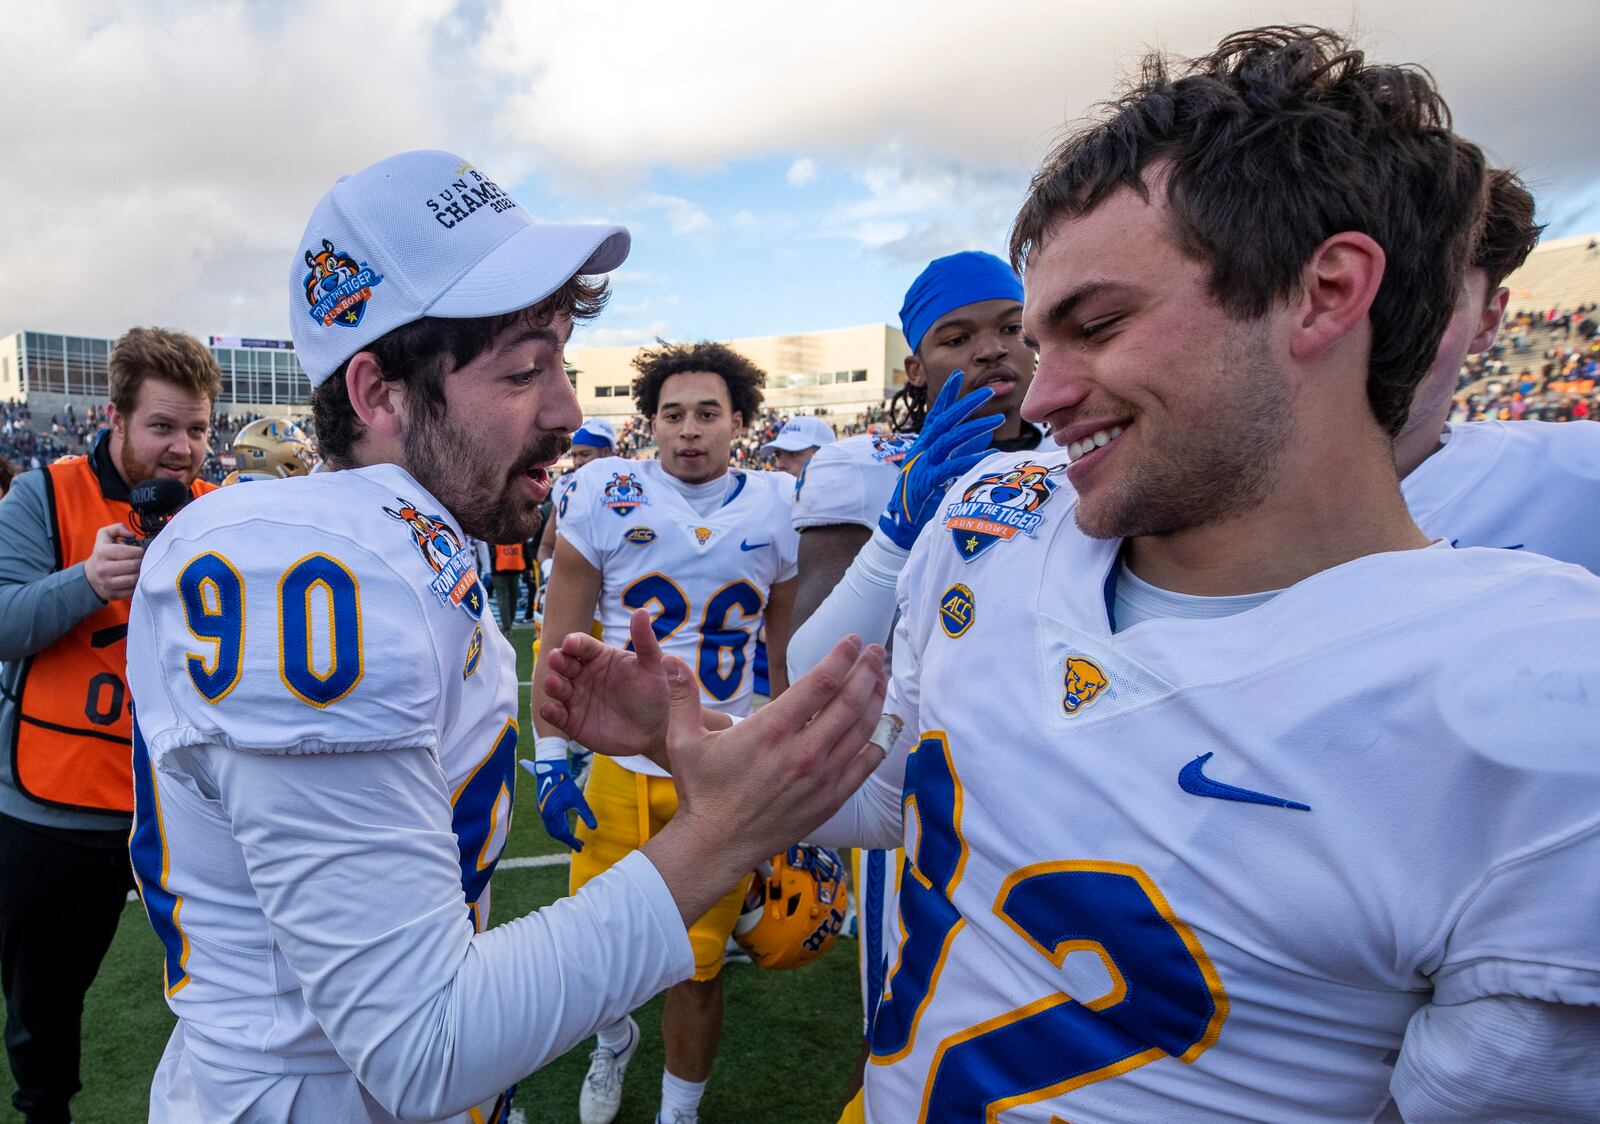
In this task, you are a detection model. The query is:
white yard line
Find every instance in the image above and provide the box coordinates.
[496,853,570,870]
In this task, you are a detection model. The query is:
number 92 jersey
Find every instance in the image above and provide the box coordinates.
[125,463,520,1066]
[557,457,799,761]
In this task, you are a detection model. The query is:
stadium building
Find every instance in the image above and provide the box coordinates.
[568,322,911,424]
[0,331,311,418]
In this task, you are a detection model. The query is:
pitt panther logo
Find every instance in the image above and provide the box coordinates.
[602,472,649,516]
[692,526,714,546]
[1063,656,1109,716]
[869,432,915,465]
[944,461,1066,561]
[939,583,975,638]
[303,238,384,329]
[383,498,483,618]
[624,526,657,546]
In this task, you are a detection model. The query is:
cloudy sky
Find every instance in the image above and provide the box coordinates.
[2,0,1595,350]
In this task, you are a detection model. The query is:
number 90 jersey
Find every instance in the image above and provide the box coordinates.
[558,457,799,773]
[867,448,1600,1122]
[125,463,520,1067]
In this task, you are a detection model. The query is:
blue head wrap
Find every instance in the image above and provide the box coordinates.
[898,251,1023,354]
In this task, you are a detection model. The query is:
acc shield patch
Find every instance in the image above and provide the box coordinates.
[602,472,649,517]
[944,462,1066,562]
[624,526,657,546]
[463,626,483,679]
[938,583,975,638]
[382,498,484,619]
[1063,656,1109,716]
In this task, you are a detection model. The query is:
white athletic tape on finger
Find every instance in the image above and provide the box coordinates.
[868,712,903,753]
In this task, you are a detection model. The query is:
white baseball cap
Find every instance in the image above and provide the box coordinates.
[761,415,836,454]
[572,417,617,448]
[290,149,631,386]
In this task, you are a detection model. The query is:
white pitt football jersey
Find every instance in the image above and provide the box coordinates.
[128,465,517,1119]
[1402,418,1600,572]
[793,431,916,530]
[861,447,1600,1123]
[558,457,799,772]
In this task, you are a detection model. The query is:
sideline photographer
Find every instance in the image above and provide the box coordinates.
[0,327,218,1124]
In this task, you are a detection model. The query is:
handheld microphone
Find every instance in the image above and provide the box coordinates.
[128,476,191,543]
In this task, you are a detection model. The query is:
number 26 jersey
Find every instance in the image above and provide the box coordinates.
[557,457,798,773]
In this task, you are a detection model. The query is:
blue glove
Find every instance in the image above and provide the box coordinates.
[878,373,1005,549]
[520,759,597,851]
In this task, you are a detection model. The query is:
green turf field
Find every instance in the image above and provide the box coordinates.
[1,625,863,1123]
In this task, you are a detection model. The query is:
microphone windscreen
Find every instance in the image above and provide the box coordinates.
[129,476,191,538]
[130,476,189,517]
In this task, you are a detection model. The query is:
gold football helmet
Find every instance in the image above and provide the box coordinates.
[226,418,315,483]
[734,845,849,970]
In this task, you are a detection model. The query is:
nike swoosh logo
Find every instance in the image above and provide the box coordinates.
[1447,539,1524,550]
[740,539,769,551]
[1178,753,1310,811]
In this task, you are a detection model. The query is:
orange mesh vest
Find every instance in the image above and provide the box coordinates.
[11,456,215,814]
[493,543,525,571]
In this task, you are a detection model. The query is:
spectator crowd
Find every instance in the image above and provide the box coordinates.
[1451,302,1600,422]
[5,301,1600,483]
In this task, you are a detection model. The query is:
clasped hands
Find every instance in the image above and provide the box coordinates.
[537,610,888,863]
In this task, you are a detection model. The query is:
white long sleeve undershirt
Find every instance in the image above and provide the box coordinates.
[786,527,908,682]
[202,742,692,1121]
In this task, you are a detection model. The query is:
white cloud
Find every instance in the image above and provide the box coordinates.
[787,157,818,187]
[822,160,1028,264]
[1,0,1595,341]
[576,320,672,348]
[632,193,713,235]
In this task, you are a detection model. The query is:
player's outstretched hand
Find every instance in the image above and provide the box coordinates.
[645,634,888,919]
[878,372,1004,550]
[540,609,671,761]
[518,759,597,851]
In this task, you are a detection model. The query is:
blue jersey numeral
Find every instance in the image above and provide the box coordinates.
[873,731,1229,1118]
[620,574,765,702]
[451,719,519,931]
[174,551,365,710]
[177,552,245,703]
[277,554,363,708]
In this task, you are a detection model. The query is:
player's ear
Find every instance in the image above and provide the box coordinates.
[1472,286,1511,354]
[345,351,405,446]
[904,352,926,389]
[1287,231,1385,366]
[731,410,744,433]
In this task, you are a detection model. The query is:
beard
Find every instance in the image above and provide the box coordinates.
[1074,320,1294,540]
[403,407,569,544]
[119,440,199,489]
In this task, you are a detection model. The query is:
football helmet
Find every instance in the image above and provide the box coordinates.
[733,845,849,970]
[227,418,315,481]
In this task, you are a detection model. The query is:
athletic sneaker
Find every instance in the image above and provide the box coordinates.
[657,1110,699,1124]
[579,1016,639,1124]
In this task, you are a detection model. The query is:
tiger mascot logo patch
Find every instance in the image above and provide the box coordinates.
[943,461,1066,561]
[302,238,384,329]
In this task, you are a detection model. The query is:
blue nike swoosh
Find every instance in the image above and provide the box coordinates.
[740,540,769,551]
[1178,753,1310,811]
